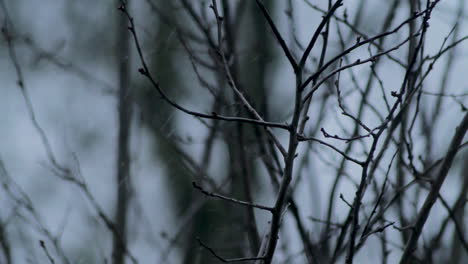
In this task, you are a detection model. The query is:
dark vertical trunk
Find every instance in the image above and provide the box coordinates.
[0,221,12,264]
[112,1,132,263]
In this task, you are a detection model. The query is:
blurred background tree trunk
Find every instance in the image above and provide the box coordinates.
[112,0,132,263]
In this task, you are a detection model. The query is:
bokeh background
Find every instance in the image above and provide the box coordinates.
[0,0,467,263]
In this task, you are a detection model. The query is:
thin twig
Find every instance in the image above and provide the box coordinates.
[400,112,468,263]
[197,238,266,263]
[255,0,298,71]
[39,240,56,264]
[192,181,274,212]
[297,135,365,166]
